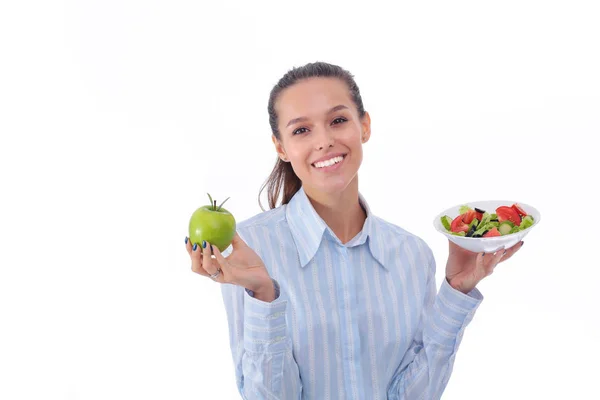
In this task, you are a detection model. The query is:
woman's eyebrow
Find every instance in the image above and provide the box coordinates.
[286,104,349,128]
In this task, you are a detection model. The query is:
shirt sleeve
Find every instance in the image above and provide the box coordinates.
[386,248,483,400]
[220,271,302,399]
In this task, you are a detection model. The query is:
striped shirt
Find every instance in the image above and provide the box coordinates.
[220,186,483,400]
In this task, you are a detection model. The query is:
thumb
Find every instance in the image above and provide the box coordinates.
[230,232,247,249]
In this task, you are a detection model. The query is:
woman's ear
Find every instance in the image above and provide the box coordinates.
[272,135,288,162]
[360,111,372,143]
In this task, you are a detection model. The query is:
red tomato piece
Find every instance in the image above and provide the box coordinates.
[462,210,476,224]
[483,227,501,237]
[511,203,528,217]
[462,210,483,225]
[496,206,521,226]
[451,215,470,233]
[474,211,483,222]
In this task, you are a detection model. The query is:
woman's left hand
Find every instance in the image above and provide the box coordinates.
[445,240,524,294]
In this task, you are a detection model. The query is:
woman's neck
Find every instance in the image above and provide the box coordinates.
[303,178,366,244]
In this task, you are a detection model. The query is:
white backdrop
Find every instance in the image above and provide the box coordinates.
[1,1,599,399]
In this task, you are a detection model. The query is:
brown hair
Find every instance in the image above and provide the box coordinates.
[259,61,367,210]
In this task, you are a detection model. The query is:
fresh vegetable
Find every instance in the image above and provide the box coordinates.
[441,203,534,238]
[441,216,453,231]
[496,206,521,226]
[512,204,528,217]
[451,215,470,233]
[483,227,501,237]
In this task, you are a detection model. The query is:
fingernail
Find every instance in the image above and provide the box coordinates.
[202,240,207,249]
[482,252,486,257]
[521,241,525,247]
[193,243,197,251]
[185,236,188,244]
[503,249,507,256]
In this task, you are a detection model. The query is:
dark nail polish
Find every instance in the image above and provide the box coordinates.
[193,243,197,251]
[482,252,486,257]
[521,241,525,247]
[202,240,207,248]
[210,244,213,251]
[185,237,188,244]
[503,249,507,256]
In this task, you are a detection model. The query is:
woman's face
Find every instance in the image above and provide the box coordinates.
[273,77,371,196]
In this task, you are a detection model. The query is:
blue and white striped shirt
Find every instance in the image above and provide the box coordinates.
[220,186,483,400]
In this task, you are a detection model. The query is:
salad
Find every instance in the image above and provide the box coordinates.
[440,203,535,238]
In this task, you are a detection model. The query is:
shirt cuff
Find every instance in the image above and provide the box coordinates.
[426,278,483,348]
[243,279,288,354]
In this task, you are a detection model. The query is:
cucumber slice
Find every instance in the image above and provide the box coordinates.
[441,215,453,231]
[509,225,521,234]
[451,231,466,237]
[490,213,498,221]
[459,205,472,215]
[498,221,514,235]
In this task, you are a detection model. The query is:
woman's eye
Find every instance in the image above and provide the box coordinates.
[292,117,347,135]
[293,127,308,135]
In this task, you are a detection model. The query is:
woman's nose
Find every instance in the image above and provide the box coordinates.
[313,128,335,150]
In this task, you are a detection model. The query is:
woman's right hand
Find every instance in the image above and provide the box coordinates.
[186,233,276,301]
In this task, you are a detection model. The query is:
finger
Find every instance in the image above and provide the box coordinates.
[486,248,507,275]
[230,232,246,250]
[475,251,493,277]
[212,245,232,278]
[498,241,523,263]
[185,236,193,256]
[203,241,225,283]
[190,240,209,277]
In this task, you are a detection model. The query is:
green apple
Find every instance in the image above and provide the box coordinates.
[188,193,236,252]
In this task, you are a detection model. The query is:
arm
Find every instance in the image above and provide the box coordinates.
[387,249,483,400]
[221,279,303,400]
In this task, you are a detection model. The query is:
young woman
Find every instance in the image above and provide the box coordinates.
[185,62,524,400]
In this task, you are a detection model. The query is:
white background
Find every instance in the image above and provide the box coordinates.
[1,1,599,399]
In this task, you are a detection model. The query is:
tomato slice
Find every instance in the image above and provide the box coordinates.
[483,227,501,237]
[462,210,475,224]
[511,203,528,217]
[462,210,484,225]
[451,215,470,233]
[496,206,521,226]
[474,211,483,222]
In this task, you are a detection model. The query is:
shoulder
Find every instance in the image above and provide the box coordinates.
[237,205,287,231]
[235,205,289,245]
[371,214,435,261]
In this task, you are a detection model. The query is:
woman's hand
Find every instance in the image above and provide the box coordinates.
[186,233,275,301]
[445,240,524,294]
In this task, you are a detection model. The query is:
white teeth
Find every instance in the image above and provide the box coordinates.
[314,155,344,169]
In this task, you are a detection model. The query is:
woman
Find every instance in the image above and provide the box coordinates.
[185,61,524,400]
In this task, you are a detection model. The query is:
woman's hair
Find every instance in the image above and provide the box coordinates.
[259,61,367,210]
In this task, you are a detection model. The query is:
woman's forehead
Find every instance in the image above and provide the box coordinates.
[277,78,352,120]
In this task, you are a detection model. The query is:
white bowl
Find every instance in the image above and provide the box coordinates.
[433,200,541,253]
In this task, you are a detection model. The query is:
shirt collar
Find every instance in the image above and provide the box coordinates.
[285,186,388,270]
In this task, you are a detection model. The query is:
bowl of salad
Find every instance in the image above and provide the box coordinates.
[433,200,541,253]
